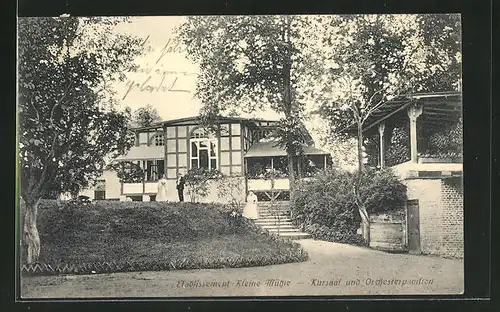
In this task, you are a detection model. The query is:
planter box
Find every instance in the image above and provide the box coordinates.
[369,209,407,252]
[369,222,407,252]
[419,157,463,164]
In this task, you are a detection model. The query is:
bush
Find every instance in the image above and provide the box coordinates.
[184,168,221,203]
[291,167,406,245]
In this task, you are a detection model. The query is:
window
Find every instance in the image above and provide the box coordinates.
[94,179,106,200]
[145,159,165,182]
[190,128,218,170]
[153,134,164,146]
[138,133,148,145]
[94,190,106,200]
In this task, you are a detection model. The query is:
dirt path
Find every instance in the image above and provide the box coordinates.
[21,239,463,298]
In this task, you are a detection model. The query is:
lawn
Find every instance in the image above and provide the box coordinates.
[23,200,307,275]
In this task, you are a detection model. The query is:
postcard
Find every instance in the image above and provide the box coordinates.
[18,14,463,298]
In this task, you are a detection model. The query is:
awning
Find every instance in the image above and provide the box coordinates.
[115,146,164,161]
[244,141,330,158]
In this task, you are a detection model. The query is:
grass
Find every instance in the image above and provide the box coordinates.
[25,200,307,275]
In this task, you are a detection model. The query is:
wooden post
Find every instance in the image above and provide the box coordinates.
[378,122,386,169]
[244,158,248,199]
[407,104,423,163]
[142,161,146,194]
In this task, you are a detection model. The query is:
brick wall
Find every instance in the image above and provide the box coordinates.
[440,177,464,258]
[405,179,443,256]
[404,177,464,258]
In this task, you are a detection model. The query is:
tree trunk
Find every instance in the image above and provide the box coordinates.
[282,15,296,201]
[356,122,370,243]
[287,154,295,191]
[296,155,303,179]
[22,196,41,264]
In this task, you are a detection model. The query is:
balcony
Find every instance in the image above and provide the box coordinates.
[122,182,158,195]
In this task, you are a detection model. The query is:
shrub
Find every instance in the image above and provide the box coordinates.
[184,168,221,203]
[216,174,245,214]
[291,167,406,245]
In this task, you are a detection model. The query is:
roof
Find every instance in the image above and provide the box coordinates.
[132,116,281,131]
[115,146,164,161]
[244,141,330,158]
[131,115,315,144]
[344,91,462,135]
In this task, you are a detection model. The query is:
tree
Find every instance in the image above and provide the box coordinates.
[18,17,142,263]
[131,104,162,128]
[108,161,145,183]
[177,15,319,196]
[313,14,461,242]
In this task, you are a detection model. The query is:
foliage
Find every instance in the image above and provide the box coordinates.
[414,14,462,92]
[184,167,221,203]
[303,223,368,247]
[216,175,245,215]
[107,161,144,183]
[25,200,308,275]
[385,126,411,166]
[18,17,142,201]
[291,168,406,245]
[131,104,162,128]
[177,15,324,182]
[422,120,463,158]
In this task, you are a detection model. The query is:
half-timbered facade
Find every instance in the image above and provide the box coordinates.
[81,116,331,203]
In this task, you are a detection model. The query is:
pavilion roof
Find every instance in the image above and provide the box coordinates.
[344,91,462,135]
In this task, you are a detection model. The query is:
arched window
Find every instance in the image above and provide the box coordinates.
[151,133,164,146]
[190,127,218,170]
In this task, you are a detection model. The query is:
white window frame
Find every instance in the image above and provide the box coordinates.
[151,133,164,146]
[190,138,218,171]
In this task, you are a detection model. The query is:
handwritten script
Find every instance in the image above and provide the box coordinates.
[122,71,196,100]
[122,36,196,100]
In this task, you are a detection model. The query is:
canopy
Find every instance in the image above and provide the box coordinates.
[115,146,164,161]
[244,141,330,158]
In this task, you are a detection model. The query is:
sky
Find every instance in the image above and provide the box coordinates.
[111,16,281,121]
[112,16,201,119]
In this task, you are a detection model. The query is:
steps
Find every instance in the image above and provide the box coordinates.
[254,201,311,240]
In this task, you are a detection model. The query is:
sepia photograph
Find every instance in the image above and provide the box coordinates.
[17,14,464,298]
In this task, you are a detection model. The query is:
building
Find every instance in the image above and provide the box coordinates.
[80,116,331,204]
[353,91,463,258]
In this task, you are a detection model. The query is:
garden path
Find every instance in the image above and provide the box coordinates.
[21,239,463,298]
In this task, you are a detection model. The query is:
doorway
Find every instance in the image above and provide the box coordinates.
[407,199,421,254]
